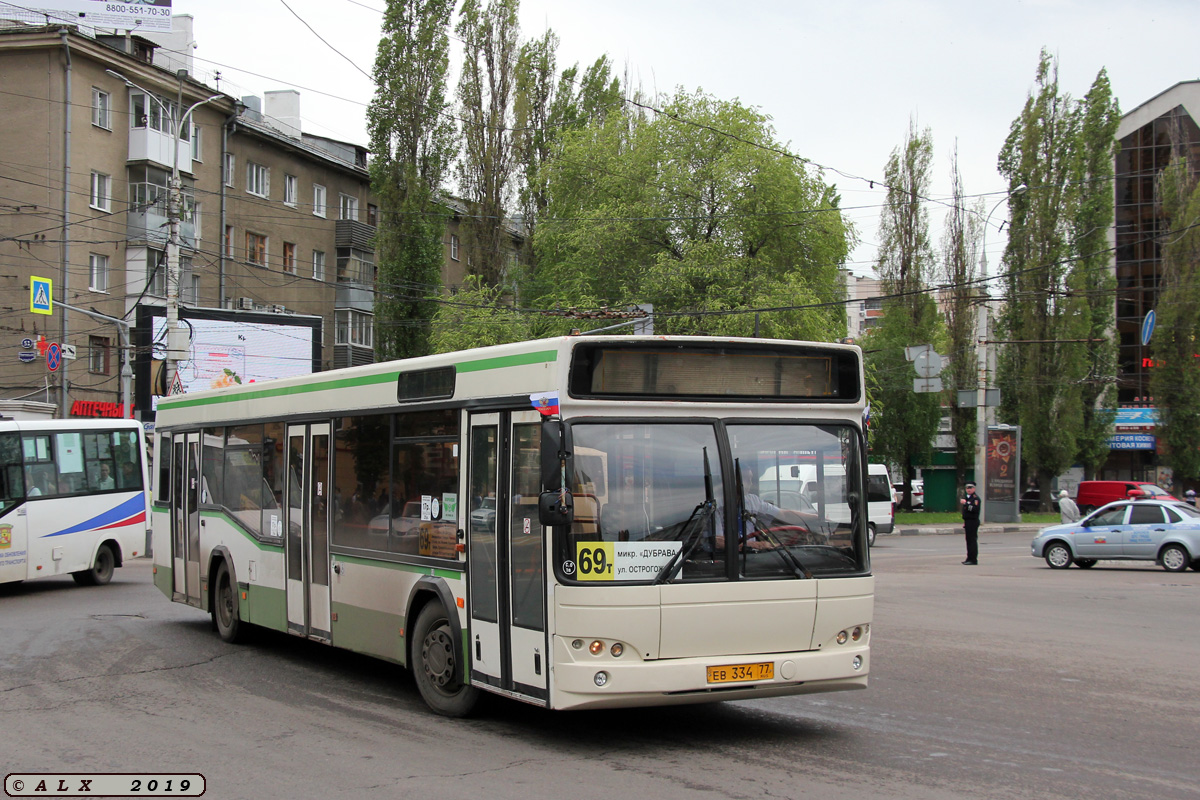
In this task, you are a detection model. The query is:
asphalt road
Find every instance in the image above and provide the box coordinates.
[1,531,1196,800]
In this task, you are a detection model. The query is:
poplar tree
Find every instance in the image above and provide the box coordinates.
[996,50,1086,502]
[368,0,456,360]
[941,146,984,495]
[456,0,521,287]
[865,120,943,504]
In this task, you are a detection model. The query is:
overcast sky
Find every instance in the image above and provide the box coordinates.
[172,0,1200,275]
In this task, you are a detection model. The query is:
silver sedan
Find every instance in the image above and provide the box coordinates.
[1030,499,1200,572]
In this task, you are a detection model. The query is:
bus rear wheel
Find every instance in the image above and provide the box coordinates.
[412,603,478,717]
[72,543,115,586]
[212,561,244,643]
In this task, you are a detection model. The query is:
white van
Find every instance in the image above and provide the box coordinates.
[758,463,895,546]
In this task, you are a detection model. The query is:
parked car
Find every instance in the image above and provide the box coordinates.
[1030,498,1200,571]
[470,497,497,532]
[1075,480,1170,514]
[1019,489,1061,514]
[893,478,924,509]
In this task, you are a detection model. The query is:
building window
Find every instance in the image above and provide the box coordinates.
[130,93,185,138]
[335,309,374,348]
[367,203,378,226]
[88,254,109,293]
[336,247,375,284]
[450,234,460,261]
[284,174,298,207]
[224,225,234,258]
[90,172,110,211]
[88,336,110,375]
[92,88,110,129]
[192,201,202,240]
[246,232,267,267]
[147,248,166,297]
[192,124,203,161]
[224,153,235,188]
[313,250,325,281]
[283,242,296,274]
[339,193,359,221]
[246,162,269,198]
[313,184,326,218]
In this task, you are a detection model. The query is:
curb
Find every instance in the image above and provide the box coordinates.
[896,524,1044,537]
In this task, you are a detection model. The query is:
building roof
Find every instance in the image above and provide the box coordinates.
[1116,80,1200,139]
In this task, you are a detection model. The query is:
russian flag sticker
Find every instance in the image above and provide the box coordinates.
[530,392,560,416]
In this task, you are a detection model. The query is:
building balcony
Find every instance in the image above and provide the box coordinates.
[127,126,194,174]
[126,204,196,249]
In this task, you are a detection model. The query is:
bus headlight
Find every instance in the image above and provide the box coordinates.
[852,656,863,671]
[610,642,624,657]
[594,671,609,687]
[851,626,863,641]
[836,630,848,645]
[589,640,605,655]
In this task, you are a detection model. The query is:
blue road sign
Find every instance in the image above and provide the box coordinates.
[30,277,52,315]
[46,342,61,372]
[20,338,33,349]
[1142,310,1155,347]
[18,351,35,363]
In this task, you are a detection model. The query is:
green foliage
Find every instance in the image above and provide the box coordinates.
[940,148,983,487]
[1151,157,1200,480]
[529,89,852,340]
[456,0,521,286]
[368,0,456,360]
[866,122,943,482]
[997,51,1117,490]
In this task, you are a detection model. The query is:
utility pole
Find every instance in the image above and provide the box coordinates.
[106,69,220,397]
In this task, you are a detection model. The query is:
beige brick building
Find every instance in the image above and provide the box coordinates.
[0,24,377,421]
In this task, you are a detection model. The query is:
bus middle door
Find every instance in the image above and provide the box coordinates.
[284,423,331,641]
[171,432,202,607]
[467,411,549,705]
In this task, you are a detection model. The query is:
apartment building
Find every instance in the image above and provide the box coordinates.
[0,23,376,421]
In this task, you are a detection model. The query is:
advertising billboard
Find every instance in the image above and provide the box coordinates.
[135,306,322,419]
[14,1,173,32]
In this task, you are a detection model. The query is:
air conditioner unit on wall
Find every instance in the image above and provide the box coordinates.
[236,297,254,310]
[271,305,286,314]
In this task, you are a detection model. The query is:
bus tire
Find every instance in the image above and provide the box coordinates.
[212,561,244,643]
[411,602,478,717]
[73,543,115,586]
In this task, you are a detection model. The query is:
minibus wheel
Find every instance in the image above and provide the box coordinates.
[72,543,115,586]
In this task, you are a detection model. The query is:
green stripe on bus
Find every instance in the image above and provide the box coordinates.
[334,552,462,581]
[155,349,555,411]
[158,370,400,410]
[455,349,558,373]
[199,510,283,551]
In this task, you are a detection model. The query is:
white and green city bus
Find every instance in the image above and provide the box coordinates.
[150,336,873,715]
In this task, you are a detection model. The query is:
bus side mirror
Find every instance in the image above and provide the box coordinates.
[541,419,568,491]
[539,491,574,526]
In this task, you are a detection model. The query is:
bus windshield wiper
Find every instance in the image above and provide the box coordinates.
[654,447,716,584]
[736,458,813,580]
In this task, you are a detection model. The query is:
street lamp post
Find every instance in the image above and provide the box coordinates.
[106,70,220,399]
[975,184,1027,522]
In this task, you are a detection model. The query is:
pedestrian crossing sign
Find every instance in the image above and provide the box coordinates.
[30,277,52,315]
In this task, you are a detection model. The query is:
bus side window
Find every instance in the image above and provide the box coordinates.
[0,433,23,510]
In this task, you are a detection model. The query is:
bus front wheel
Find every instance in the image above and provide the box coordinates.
[212,561,244,643]
[72,543,115,586]
[412,602,478,717]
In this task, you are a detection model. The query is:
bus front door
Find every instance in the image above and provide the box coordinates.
[171,433,202,607]
[284,423,331,641]
[467,411,549,705]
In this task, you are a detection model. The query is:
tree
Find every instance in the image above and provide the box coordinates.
[940,145,984,495]
[368,0,456,360]
[529,89,852,340]
[1071,69,1121,480]
[456,0,521,287]
[865,121,942,506]
[996,50,1089,504]
[1150,153,1200,482]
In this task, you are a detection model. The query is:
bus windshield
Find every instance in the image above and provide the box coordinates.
[560,421,865,583]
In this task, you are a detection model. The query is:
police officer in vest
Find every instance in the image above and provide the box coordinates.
[960,482,981,565]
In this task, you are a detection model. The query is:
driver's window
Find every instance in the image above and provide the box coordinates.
[1090,506,1127,526]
